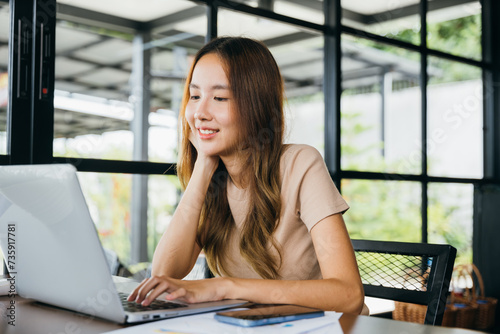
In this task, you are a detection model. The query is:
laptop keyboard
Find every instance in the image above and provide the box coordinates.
[119,292,188,313]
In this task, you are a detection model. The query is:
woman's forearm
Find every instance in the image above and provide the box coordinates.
[221,277,364,314]
[152,161,215,278]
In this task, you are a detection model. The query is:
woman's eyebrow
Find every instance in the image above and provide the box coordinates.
[211,84,230,90]
[189,83,230,90]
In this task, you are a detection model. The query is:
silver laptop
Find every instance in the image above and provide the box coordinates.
[0,164,245,324]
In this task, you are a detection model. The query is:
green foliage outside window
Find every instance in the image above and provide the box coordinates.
[341,101,472,265]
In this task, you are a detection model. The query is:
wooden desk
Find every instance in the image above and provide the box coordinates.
[0,296,489,334]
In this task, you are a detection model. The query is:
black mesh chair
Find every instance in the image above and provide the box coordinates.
[352,239,457,326]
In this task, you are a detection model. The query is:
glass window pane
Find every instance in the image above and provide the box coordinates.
[0,2,8,156]
[229,0,258,7]
[274,0,324,25]
[341,35,421,174]
[342,179,422,242]
[39,172,180,274]
[78,172,132,264]
[54,0,206,163]
[229,0,324,24]
[218,9,325,154]
[428,183,473,265]
[427,0,481,61]
[427,57,483,178]
[148,175,179,260]
[341,0,421,45]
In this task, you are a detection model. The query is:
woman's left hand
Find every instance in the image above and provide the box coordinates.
[127,276,229,306]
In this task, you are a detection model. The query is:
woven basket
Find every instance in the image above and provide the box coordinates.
[393,264,497,330]
[441,306,457,327]
[393,301,426,323]
[454,264,497,330]
[448,302,478,329]
[393,301,458,326]
[474,297,498,330]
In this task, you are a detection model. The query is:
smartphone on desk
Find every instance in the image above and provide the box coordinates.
[214,304,324,327]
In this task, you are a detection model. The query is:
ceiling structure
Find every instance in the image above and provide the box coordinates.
[0,0,478,137]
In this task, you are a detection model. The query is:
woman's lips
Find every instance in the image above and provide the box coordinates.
[198,128,219,139]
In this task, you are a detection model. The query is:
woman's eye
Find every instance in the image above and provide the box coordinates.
[190,95,200,100]
[214,97,228,102]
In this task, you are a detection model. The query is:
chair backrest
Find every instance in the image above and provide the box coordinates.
[351,239,457,326]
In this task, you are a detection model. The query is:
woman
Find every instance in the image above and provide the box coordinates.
[128,37,364,314]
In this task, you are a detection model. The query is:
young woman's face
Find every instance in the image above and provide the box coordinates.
[186,53,240,159]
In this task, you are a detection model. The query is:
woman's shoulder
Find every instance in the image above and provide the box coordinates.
[281,144,323,163]
[280,144,325,180]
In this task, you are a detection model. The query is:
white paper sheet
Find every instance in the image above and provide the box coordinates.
[103,311,343,334]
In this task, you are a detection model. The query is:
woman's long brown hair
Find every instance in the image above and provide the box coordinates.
[177,37,285,279]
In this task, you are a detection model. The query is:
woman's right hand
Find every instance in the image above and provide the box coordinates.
[189,127,220,178]
[127,275,230,306]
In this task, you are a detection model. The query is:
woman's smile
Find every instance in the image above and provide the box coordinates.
[197,127,219,139]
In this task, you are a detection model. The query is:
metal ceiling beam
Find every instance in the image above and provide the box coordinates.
[216,0,324,32]
[343,52,420,80]
[263,31,319,47]
[282,0,321,11]
[62,54,128,71]
[56,80,125,94]
[57,3,143,33]
[147,6,206,31]
[278,56,323,71]
[144,30,205,51]
[342,66,386,82]
[55,35,111,58]
[258,0,274,11]
[150,70,185,81]
[284,0,365,24]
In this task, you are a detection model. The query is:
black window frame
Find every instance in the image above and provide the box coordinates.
[1,0,499,265]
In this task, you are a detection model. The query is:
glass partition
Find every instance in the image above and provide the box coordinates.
[229,0,324,24]
[147,174,180,260]
[428,182,473,265]
[218,8,325,154]
[342,179,422,242]
[341,34,421,174]
[78,172,133,263]
[341,0,421,45]
[77,171,179,267]
[427,0,481,61]
[54,0,206,163]
[427,57,483,179]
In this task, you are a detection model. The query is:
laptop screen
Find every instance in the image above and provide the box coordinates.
[0,164,126,323]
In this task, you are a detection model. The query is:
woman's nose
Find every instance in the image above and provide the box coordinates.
[194,100,211,120]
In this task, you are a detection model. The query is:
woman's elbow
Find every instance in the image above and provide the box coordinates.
[354,285,365,314]
[341,282,364,314]
[324,279,364,314]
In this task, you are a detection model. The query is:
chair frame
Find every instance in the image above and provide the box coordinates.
[351,239,457,326]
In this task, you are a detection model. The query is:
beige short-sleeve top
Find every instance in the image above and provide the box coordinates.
[221,144,349,280]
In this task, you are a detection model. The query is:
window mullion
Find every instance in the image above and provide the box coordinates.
[7,0,34,164]
[31,0,56,164]
[420,0,429,243]
[324,0,342,188]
